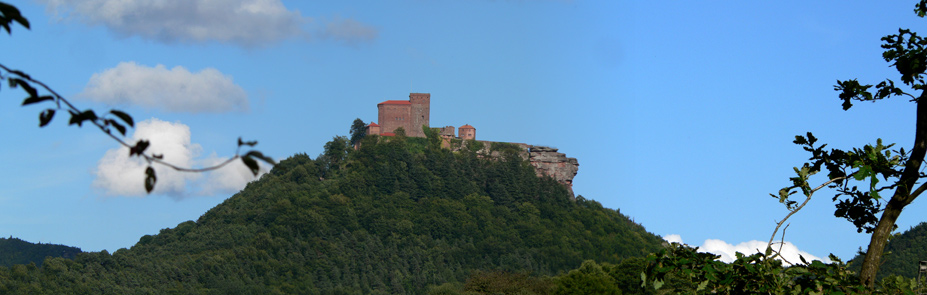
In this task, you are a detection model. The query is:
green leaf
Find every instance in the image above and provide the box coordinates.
[129,140,150,157]
[793,135,808,145]
[696,280,709,291]
[38,109,55,127]
[109,110,134,127]
[0,3,29,30]
[854,166,872,181]
[806,132,817,145]
[106,119,127,136]
[21,95,53,106]
[238,137,258,147]
[244,150,276,165]
[10,78,37,98]
[652,279,664,290]
[8,69,31,80]
[144,166,156,193]
[241,155,260,176]
[67,110,98,127]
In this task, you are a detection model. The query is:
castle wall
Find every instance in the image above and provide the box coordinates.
[439,126,455,137]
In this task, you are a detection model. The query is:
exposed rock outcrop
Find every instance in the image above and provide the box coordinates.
[451,141,580,199]
[527,146,579,199]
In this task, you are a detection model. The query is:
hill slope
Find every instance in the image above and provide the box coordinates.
[0,237,80,267]
[849,222,927,280]
[0,136,663,294]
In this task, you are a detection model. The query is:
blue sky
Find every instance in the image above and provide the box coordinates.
[1,0,924,263]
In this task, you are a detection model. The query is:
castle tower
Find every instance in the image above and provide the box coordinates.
[409,93,430,137]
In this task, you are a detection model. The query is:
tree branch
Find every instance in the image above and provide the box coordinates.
[767,224,793,265]
[0,62,269,187]
[768,176,851,251]
[911,181,927,200]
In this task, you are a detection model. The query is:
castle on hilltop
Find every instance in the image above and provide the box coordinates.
[365,93,475,140]
[362,92,580,199]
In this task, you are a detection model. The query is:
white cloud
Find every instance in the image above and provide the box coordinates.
[40,0,378,47]
[79,62,248,113]
[662,235,828,266]
[94,119,199,196]
[318,16,378,46]
[663,234,683,244]
[198,153,267,195]
[93,118,264,198]
[41,0,304,47]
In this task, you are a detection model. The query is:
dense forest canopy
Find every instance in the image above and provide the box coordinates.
[0,134,664,294]
[849,222,927,281]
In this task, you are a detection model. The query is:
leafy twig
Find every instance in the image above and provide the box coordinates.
[767,176,850,256]
[1,63,274,193]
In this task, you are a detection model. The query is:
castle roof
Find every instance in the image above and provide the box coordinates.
[378,100,411,105]
[368,122,379,127]
[380,132,396,137]
[460,124,475,129]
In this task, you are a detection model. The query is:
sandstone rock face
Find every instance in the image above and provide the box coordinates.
[451,141,580,200]
[527,146,579,199]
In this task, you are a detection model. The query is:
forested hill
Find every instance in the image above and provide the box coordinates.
[0,135,663,294]
[0,237,80,267]
[849,222,927,280]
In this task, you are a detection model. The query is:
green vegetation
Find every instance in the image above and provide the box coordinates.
[0,237,80,268]
[489,142,523,156]
[770,0,927,286]
[349,118,367,147]
[422,258,655,295]
[849,222,927,281]
[0,132,663,294]
[433,242,927,294]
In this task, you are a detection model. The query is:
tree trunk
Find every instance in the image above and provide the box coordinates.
[859,96,927,287]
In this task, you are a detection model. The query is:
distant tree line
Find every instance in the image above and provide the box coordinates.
[0,237,80,268]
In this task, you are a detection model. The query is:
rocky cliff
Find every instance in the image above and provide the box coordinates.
[526,146,579,199]
[451,141,580,199]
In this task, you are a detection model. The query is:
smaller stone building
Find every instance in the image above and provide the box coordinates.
[458,125,475,140]
[366,122,380,136]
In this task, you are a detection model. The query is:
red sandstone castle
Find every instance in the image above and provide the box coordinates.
[365,93,475,140]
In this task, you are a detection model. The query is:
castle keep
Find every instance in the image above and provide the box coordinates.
[366,93,475,140]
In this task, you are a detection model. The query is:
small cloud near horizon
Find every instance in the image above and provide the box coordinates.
[663,234,829,266]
